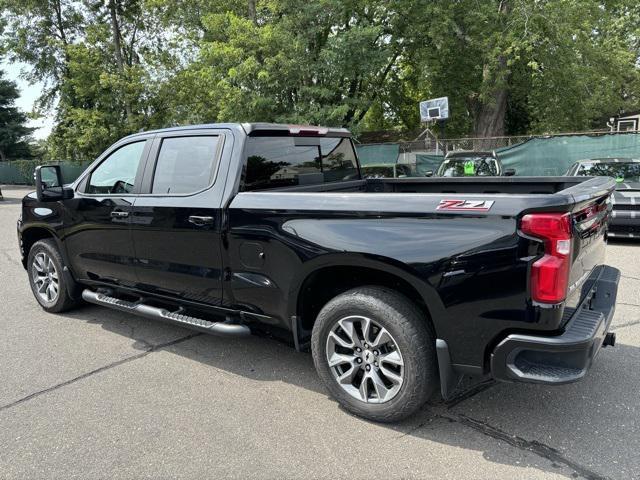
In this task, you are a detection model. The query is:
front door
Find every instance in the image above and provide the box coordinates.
[129,130,227,306]
[64,138,151,286]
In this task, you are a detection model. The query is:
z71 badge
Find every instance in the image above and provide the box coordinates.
[436,199,494,212]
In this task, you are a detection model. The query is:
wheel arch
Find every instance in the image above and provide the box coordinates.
[289,254,444,347]
[20,226,60,268]
[22,226,82,301]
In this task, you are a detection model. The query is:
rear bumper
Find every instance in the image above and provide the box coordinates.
[490,265,620,384]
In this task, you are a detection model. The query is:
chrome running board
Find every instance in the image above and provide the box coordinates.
[82,289,250,337]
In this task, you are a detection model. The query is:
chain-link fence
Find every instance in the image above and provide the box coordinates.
[396,130,613,160]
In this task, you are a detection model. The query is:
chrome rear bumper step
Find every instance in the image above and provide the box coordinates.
[82,289,251,337]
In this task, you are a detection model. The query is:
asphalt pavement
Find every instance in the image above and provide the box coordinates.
[1,185,638,479]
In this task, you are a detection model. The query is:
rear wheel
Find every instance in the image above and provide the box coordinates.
[311,286,437,422]
[27,239,80,313]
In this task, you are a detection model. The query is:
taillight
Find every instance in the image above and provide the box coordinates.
[288,125,328,135]
[520,212,572,303]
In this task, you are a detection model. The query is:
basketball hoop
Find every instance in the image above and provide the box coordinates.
[420,97,449,122]
[417,97,449,154]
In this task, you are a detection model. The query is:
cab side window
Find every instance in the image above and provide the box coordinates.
[86,141,147,194]
[151,136,221,194]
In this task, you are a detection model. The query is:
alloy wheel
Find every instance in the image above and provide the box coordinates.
[325,315,404,403]
[32,252,59,303]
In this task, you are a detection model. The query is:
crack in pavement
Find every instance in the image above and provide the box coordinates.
[410,378,609,480]
[0,333,201,412]
[432,412,610,480]
[443,379,497,409]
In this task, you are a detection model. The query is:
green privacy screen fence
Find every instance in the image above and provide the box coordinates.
[356,143,400,166]
[0,161,90,185]
[414,154,444,176]
[497,132,640,175]
[357,132,640,176]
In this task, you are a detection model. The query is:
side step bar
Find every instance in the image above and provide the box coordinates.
[82,289,251,337]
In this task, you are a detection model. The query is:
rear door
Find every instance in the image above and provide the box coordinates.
[129,129,228,306]
[64,136,153,286]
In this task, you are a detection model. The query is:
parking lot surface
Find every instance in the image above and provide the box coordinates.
[1,185,638,479]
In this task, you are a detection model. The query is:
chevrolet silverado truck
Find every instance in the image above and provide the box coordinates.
[18,123,620,422]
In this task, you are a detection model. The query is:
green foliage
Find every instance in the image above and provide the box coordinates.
[1,0,639,160]
[11,159,40,183]
[163,0,415,133]
[0,70,34,160]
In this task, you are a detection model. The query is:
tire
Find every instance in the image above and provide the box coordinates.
[311,286,437,422]
[27,239,80,313]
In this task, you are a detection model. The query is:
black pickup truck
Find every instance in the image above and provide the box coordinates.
[18,123,620,422]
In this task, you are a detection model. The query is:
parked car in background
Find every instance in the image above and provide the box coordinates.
[361,163,413,178]
[431,150,516,177]
[566,158,640,238]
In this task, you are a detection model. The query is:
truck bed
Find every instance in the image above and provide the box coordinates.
[272,176,602,195]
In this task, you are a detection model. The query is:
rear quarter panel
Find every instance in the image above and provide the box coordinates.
[226,192,560,371]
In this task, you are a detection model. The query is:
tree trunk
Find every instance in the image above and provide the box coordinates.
[53,0,68,45]
[473,61,508,138]
[247,0,257,24]
[472,0,510,140]
[108,0,133,122]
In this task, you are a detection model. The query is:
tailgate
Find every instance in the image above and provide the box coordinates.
[519,177,614,312]
[564,179,614,310]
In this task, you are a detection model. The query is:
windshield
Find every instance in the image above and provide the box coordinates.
[437,157,499,177]
[575,162,640,183]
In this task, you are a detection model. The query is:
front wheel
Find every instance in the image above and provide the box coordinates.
[27,239,80,313]
[311,286,438,422]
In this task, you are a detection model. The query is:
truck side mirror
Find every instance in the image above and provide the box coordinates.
[35,165,73,202]
[504,168,516,176]
[425,170,434,177]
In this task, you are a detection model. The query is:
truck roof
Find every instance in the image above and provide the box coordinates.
[575,157,640,164]
[445,150,496,159]
[122,122,351,140]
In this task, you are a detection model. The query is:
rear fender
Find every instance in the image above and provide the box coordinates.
[287,252,446,333]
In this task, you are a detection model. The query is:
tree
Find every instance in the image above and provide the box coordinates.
[2,0,640,159]
[377,0,640,137]
[1,0,172,161]
[158,0,424,132]
[0,0,85,110]
[0,70,34,160]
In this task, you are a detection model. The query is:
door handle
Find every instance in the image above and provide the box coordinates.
[188,215,214,226]
[110,210,130,218]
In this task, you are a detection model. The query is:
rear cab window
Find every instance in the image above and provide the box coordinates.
[242,136,360,191]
